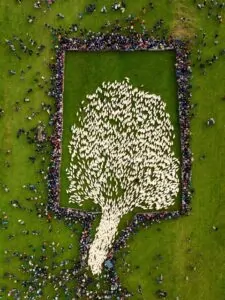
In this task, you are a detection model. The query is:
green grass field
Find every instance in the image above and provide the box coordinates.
[61,50,181,211]
[1,0,225,299]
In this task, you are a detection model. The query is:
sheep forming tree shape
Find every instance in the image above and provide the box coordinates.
[66,78,179,275]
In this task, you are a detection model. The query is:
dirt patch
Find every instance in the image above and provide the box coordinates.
[171,1,197,40]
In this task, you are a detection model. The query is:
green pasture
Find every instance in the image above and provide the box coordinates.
[0,0,225,299]
[61,50,181,212]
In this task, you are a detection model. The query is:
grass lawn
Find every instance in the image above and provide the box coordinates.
[0,0,225,299]
[61,50,181,212]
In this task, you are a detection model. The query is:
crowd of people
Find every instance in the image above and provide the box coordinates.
[46,32,192,297]
[59,33,176,52]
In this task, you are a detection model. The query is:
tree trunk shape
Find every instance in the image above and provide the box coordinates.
[88,207,122,275]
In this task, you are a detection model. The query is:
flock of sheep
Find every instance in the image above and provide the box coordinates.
[66,78,179,275]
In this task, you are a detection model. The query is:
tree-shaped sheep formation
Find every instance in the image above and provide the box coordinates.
[66,78,179,275]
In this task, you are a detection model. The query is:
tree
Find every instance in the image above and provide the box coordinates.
[66,78,179,275]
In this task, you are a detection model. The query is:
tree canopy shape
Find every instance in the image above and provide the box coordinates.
[66,78,179,275]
